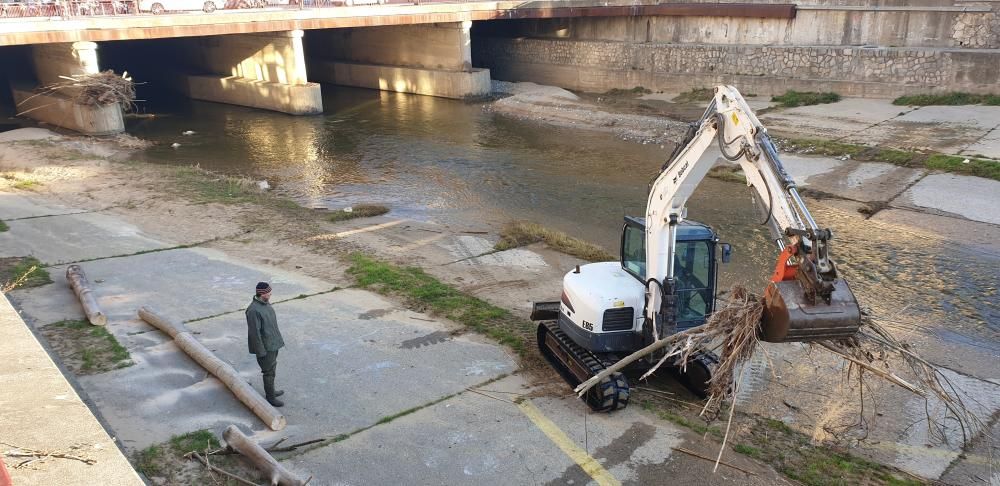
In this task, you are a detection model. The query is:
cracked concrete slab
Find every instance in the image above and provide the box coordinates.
[894,173,1000,225]
[0,212,169,264]
[761,98,905,139]
[79,289,514,450]
[9,247,334,327]
[0,192,85,220]
[289,374,786,485]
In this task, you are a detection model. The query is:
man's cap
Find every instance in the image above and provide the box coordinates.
[256,282,272,295]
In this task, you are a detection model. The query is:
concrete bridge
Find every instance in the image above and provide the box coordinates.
[1,0,996,135]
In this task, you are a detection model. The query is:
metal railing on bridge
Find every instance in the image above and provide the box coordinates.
[0,0,405,19]
[0,1,139,18]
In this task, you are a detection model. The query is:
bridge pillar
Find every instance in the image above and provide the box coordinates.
[307,22,491,99]
[183,30,323,115]
[12,41,124,135]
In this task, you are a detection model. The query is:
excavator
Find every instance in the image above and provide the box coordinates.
[531,86,862,412]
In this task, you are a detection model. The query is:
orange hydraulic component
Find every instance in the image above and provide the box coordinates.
[770,244,799,283]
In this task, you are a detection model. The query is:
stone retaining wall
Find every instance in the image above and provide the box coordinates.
[474,37,1000,97]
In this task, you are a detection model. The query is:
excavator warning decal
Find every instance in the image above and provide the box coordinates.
[731,112,740,126]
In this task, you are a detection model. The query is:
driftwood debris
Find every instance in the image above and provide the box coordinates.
[65,265,107,326]
[223,426,308,486]
[137,307,286,431]
[189,451,259,486]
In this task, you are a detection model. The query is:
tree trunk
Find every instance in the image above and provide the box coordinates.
[65,265,107,326]
[138,307,286,431]
[223,425,308,486]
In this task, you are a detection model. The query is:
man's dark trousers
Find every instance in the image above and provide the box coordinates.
[257,349,279,398]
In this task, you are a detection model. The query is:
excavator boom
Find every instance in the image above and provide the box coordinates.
[645,85,860,342]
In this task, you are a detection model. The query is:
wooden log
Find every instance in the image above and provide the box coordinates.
[138,307,286,431]
[223,425,308,486]
[65,265,107,326]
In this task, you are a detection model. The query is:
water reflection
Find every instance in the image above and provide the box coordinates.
[128,85,998,360]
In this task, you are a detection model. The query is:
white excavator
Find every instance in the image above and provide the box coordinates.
[531,86,862,411]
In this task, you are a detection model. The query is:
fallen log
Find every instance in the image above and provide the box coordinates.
[138,307,285,431]
[223,425,308,486]
[65,265,107,326]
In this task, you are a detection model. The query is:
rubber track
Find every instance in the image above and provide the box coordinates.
[538,321,630,412]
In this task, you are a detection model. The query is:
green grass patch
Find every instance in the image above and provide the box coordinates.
[771,91,841,108]
[133,429,260,483]
[12,178,40,190]
[925,154,1000,180]
[733,443,762,459]
[328,204,390,222]
[739,414,923,486]
[604,86,652,96]
[495,222,615,262]
[40,319,132,374]
[707,165,747,184]
[777,137,1000,181]
[672,88,715,103]
[639,400,722,438]
[893,92,1000,106]
[0,220,7,232]
[0,256,52,291]
[168,165,265,204]
[347,253,535,357]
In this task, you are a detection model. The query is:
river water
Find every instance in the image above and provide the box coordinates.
[128,85,998,373]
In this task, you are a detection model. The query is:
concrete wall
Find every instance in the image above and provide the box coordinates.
[474,7,1000,49]
[473,0,1000,97]
[308,23,473,71]
[177,30,323,115]
[306,22,490,99]
[31,42,100,86]
[475,37,1000,97]
[11,83,124,135]
[189,31,309,85]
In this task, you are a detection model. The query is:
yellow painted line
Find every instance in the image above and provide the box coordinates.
[517,400,621,486]
[306,220,404,241]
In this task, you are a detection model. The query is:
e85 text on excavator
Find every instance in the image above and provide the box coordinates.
[531,86,862,412]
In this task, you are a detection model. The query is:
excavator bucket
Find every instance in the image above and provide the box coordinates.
[760,279,861,343]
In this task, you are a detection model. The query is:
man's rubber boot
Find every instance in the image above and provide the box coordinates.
[264,375,284,407]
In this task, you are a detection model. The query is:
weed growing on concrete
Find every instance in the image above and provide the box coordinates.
[925,154,1000,181]
[893,92,1000,106]
[639,400,722,439]
[347,253,535,357]
[0,220,7,232]
[0,256,51,291]
[735,414,922,486]
[328,204,390,222]
[133,429,261,484]
[495,222,615,262]
[40,319,132,375]
[777,136,1000,181]
[771,91,841,108]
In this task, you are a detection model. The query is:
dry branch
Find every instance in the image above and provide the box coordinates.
[190,451,259,486]
[223,426,307,486]
[65,265,107,326]
[138,307,286,431]
[17,70,137,114]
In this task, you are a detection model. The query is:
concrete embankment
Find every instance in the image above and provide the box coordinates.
[0,295,142,485]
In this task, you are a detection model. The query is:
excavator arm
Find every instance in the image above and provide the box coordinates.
[644,86,860,342]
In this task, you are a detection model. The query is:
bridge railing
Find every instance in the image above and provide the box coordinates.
[0,1,138,18]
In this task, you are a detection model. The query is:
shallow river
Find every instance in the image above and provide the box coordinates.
[129,86,998,372]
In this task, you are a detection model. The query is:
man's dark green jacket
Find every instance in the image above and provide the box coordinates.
[246,296,284,357]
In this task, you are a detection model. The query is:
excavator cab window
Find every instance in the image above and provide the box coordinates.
[674,241,712,324]
[622,222,646,279]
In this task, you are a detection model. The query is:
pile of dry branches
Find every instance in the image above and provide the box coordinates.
[575,285,991,471]
[21,70,136,113]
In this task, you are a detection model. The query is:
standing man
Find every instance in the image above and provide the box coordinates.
[247,281,285,407]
